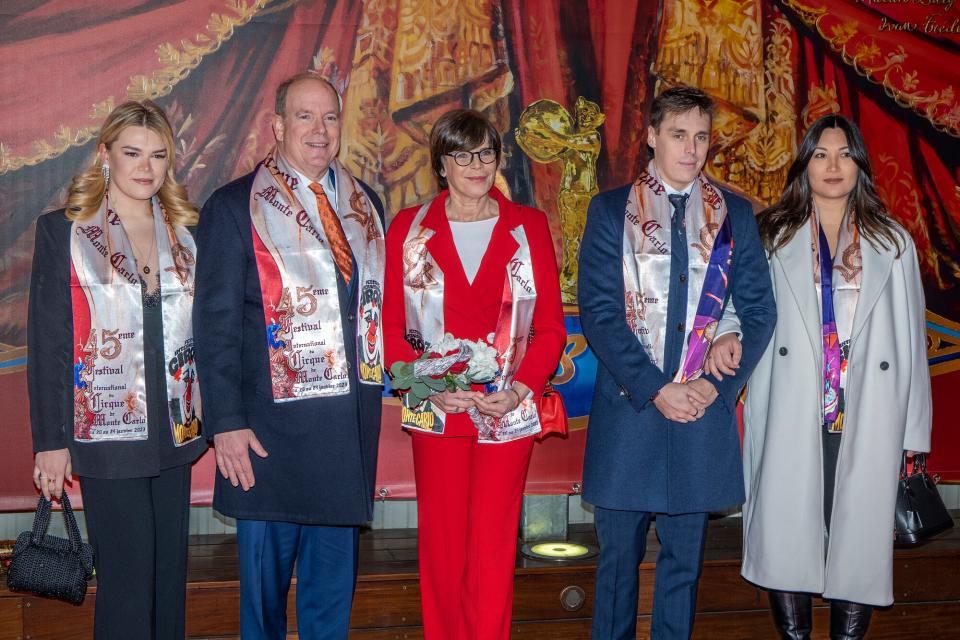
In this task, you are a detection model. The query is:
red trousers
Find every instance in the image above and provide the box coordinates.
[411,431,535,640]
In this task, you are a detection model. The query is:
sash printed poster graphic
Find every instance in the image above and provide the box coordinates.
[360,280,384,384]
[168,337,201,446]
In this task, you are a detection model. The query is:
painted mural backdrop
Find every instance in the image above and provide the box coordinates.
[1,0,957,509]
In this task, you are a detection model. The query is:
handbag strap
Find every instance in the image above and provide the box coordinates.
[30,494,53,545]
[58,491,85,552]
[30,490,84,552]
[901,452,930,479]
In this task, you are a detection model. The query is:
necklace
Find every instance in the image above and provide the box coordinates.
[140,235,157,275]
[130,225,157,275]
[111,201,157,275]
[114,209,157,275]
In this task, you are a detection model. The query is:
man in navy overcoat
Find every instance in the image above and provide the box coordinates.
[578,86,776,639]
[193,73,385,639]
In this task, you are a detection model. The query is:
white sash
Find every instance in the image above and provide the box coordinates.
[400,200,541,442]
[249,152,385,401]
[622,161,730,379]
[71,198,201,445]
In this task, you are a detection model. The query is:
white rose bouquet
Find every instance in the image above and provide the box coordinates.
[389,333,499,409]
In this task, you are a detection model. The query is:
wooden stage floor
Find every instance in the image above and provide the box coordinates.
[2,514,959,639]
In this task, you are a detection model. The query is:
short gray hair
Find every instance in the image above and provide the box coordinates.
[274,72,342,116]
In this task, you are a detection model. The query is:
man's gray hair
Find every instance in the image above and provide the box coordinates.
[274,72,342,116]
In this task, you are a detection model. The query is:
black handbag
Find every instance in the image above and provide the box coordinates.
[6,490,95,604]
[894,452,954,545]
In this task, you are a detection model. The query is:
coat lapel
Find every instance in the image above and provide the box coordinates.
[421,194,468,292]
[774,228,821,357]
[850,236,894,343]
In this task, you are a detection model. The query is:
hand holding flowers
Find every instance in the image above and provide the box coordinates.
[473,381,529,417]
[389,333,501,413]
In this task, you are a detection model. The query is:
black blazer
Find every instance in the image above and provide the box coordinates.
[27,210,206,479]
[193,168,385,525]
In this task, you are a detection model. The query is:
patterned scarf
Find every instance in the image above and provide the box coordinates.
[249,151,385,401]
[71,197,201,446]
[399,197,541,442]
[811,205,861,432]
[622,161,734,381]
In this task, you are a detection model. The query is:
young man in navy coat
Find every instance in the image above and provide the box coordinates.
[193,73,386,639]
[578,86,776,639]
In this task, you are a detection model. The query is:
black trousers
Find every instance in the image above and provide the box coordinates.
[823,429,842,531]
[80,464,192,640]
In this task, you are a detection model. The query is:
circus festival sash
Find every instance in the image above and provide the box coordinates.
[400,201,541,442]
[71,197,201,446]
[622,162,733,382]
[812,206,861,432]
[249,152,385,402]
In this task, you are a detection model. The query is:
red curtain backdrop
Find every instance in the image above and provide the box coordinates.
[779,0,960,477]
[0,0,957,509]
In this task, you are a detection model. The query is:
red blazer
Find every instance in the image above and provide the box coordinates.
[384,188,566,437]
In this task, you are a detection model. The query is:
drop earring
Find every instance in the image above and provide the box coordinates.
[101,164,110,190]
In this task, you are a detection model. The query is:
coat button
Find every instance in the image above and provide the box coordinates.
[677,322,685,332]
[347,313,356,323]
[779,347,788,356]
[618,386,631,399]
[880,361,889,370]
[679,273,687,283]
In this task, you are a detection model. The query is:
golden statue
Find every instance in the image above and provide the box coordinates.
[516,97,604,304]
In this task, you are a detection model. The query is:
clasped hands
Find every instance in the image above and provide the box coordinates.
[653,333,742,423]
[429,381,529,419]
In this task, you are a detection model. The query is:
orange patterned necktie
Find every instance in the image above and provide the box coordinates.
[308,181,353,284]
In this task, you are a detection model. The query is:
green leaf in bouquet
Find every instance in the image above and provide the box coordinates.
[402,390,421,409]
[442,374,461,392]
[389,362,417,390]
[422,375,448,392]
[453,376,471,391]
[405,380,433,406]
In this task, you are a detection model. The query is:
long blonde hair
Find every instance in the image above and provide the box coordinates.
[65,100,198,226]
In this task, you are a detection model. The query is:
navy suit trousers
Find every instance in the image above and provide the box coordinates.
[237,519,360,639]
[592,508,709,640]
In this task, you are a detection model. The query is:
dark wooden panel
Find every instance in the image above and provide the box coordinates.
[870,601,960,638]
[0,597,23,640]
[351,579,422,628]
[184,585,242,636]
[21,594,94,640]
[2,515,959,639]
[893,552,960,601]
[511,570,595,621]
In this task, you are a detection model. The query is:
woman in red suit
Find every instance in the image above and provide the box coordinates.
[384,109,565,640]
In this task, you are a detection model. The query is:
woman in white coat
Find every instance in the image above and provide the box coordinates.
[707,114,932,640]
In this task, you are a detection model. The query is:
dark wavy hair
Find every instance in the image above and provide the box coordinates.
[429,109,501,190]
[756,114,903,256]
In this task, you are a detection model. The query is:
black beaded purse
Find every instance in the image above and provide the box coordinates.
[6,491,95,604]
[894,453,954,545]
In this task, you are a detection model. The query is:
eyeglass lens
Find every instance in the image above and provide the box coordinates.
[451,149,497,166]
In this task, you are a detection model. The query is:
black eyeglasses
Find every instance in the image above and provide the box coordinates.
[446,148,498,166]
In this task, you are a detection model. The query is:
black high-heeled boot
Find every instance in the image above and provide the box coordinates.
[767,590,813,640]
[829,599,873,640]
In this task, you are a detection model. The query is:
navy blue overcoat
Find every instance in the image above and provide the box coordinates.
[193,168,384,525]
[579,183,776,513]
